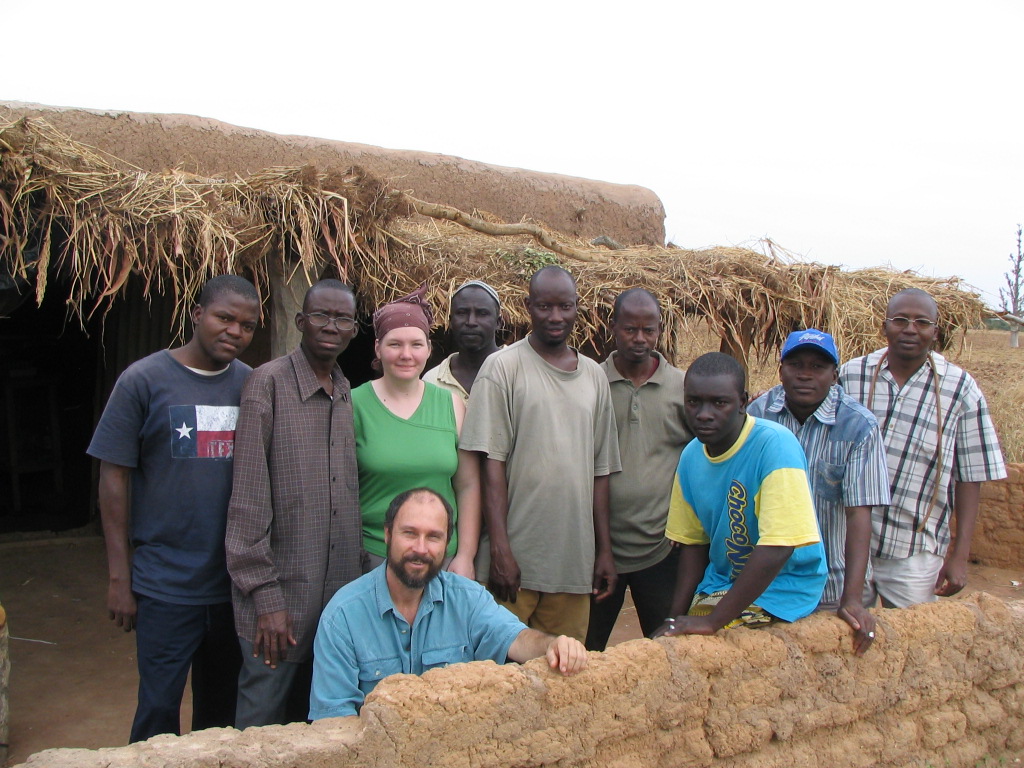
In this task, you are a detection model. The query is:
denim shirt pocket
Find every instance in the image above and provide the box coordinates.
[421,645,469,671]
[358,656,404,688]
[814,461,845,503]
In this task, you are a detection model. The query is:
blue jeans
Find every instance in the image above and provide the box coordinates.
[130,595,240,743]
[584,548,680,651]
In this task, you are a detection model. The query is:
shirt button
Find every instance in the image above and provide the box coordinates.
[332,476,336,482]
[401,629,407,634]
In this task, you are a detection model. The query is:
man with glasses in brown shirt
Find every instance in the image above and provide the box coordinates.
[226,279,362,727]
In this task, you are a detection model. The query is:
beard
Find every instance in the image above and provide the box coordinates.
[388,551,443,590]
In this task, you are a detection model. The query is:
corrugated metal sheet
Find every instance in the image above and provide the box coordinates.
[97,281,175,405]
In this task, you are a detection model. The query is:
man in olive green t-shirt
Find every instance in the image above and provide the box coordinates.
[459,266,621,642]
[585,288,691,651]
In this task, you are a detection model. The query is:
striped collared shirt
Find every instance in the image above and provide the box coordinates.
[839,349,1006,560]
[748,384,890,604]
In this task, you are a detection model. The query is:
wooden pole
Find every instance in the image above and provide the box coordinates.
[1002,312,1024,349]
[0,602,8,766]
[268,260,309,359]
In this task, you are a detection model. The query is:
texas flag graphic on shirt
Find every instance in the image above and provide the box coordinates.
[169,405,240,459]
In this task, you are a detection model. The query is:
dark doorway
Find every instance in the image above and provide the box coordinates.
[0,279,102,532]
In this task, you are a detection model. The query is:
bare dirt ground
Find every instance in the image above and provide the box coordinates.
[2,536,1022,766]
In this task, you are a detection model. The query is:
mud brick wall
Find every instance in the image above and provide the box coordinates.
[16,594,1024,768]
[975,463,1024,569]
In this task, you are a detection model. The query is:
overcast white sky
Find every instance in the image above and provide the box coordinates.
[6,1,1023,308]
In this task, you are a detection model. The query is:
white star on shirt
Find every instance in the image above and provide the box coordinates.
[176,423,193,440]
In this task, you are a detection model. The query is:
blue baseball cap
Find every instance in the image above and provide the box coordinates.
[780,329,839,365]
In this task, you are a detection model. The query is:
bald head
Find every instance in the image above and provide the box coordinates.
[528,265,575,297]
[612,287,661,320]
[303,279,354,312]
[886,288,937,320]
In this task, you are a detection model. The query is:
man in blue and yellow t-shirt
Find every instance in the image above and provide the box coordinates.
[652,352,827,638]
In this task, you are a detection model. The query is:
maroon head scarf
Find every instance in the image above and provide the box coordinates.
[372,283,434,340]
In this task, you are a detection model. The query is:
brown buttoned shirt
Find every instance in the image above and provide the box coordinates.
[226,347,361,661]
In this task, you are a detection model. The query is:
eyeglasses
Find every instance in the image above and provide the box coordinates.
[885,316,937,330]
[303,313,357,330]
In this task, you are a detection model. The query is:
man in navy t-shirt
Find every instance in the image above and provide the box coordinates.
[87,275,260,742]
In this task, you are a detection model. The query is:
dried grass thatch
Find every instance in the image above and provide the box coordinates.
[377,217,984,363]
[0,117,404,329]
[0,116,985,362]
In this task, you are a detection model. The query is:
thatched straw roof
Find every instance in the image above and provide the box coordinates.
[381,216,983,362]
[0,116,985,362]
[0,117,405,328]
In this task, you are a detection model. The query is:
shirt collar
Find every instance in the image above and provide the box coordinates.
[764,384,787,414]
[867,347,889,368]
[372,562,394,617]
[809,385,840,425]
[371,561,446,620]
[927,350,948,376]
[602,350,667,385]
[707,414,756,463]
[766,383,839,425]
[290,346,344,402]
[873,347,949,382]
[436,354,469,397]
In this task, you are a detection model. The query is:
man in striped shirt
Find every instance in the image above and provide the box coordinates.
[749,329,889,655]
[839,289,1006,608]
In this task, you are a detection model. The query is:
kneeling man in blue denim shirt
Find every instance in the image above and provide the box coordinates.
[309,487,588,719]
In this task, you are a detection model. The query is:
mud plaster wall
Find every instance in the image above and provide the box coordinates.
[18,594,1024,768]
[0,102,665,247]
[974,463,1024,570]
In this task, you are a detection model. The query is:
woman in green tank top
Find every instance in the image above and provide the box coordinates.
[352,287,481,579]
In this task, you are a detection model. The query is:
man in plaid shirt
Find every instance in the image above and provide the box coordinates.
[226,279,362,727]
[839,288,1006,608]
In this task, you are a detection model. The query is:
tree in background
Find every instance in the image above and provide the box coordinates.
[1000,225,1024,348]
